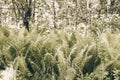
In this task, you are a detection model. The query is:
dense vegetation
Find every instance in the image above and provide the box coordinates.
[0,0,120,80]
[0,15,120,79]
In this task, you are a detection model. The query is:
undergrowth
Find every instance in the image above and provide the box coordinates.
[0,22,120,80]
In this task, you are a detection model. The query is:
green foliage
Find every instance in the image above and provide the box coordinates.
[0,0,120,79]
[0,24,120,80]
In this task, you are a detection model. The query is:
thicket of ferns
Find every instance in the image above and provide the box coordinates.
[0,15,120,79]
[0,0,120,80]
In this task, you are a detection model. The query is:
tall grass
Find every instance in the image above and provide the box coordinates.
[0,24,120,80]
